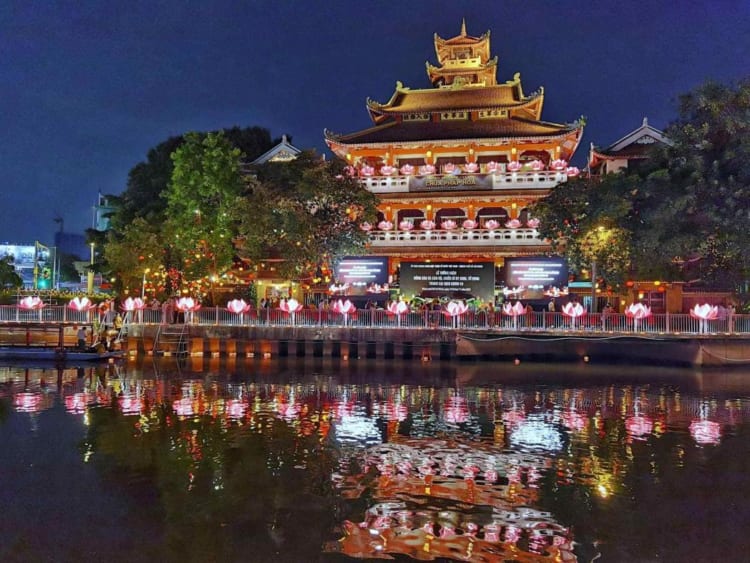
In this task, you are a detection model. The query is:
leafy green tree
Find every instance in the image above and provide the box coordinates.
[0,255,22,288]
[103,217,164,295]
[164,132,246,302]
[233,152,379,279]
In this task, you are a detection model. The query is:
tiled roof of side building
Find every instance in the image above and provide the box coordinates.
[326,117,577,145]
[368,82,537,114]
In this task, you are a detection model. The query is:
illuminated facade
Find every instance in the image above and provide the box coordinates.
[325,21,584,286]
[588,117,671,176]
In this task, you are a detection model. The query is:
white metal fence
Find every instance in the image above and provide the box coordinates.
[0,306,745,335]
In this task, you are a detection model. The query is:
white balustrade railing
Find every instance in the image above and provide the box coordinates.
[359,170,566,194]
[368,227,543,246]
[0,305,747,336]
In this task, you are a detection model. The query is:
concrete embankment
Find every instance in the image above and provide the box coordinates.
[121,324,750,367]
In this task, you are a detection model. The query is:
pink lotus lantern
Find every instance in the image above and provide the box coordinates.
[386,300,410,327]
[379,165,396,176]
[359,222,372,232]
[418,164,436,175]
[344,165,356,177]
[399,164,414,176]
[441,219,457,230]
[377,220,393,230]
[399,220,414,231]
[360,164,375,177]
[527,218,541,229]
[690,303,718,334]
[507,161,522,172]
[562,302,586,329]
[485,161,501,174]
[502,301,526,330]
[122,296,146,323]
[443,300,469,328]
[484,219,500,230]
[279,298,303,325]
[463,162,479,173]
[566,166,580,177]
[19,296,45,310]
[625,303,652,332]
[69,297,96,311]
[420,219,436,230]
[226,298,251,324]
[462,219,477,230]
[529,159,545,171]
[550,159,568,170]
[505,218,522,229]
[176,297,201,323]
[331,298,356,326]
[443,162,457,174]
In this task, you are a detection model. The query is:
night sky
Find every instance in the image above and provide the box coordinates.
[1,0,748,246]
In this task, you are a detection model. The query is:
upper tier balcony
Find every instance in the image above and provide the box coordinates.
[357,169,569,194]
[367,227,544,247]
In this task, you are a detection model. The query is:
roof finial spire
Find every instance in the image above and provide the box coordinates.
[642,116,648,126]
[460,18,467,36]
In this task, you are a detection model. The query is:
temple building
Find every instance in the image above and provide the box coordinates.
[325,21,583,302]
[588,117,671,176]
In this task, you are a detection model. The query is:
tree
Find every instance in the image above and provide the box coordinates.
[104,217,164,295]
[233,152,379,280]
[0,255,22,288]
[164,132,246,302]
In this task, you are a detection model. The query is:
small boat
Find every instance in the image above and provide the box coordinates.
[0,347,123,362]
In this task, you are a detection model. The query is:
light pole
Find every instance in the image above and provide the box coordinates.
[87,242,95,294]
[141,268,150,300]
[590,259,597,314]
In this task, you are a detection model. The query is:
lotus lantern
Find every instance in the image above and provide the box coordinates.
[561,302,586,329]
[377,220,393,231]
[505,219,522,229]
[443,162,457,174]
[529,159,545,171]
[550,159,568,171]
[626,415,654,440]
[331,299,356,326]
[463,162,479,173]
[68,297,96,311]
[484,219,500,230]
[507,161,522,172]
[386,300,410,327]
[442,300,469,328]
[462,219,477,230]
[360,164,375,177]
[176,297,200,323]
[441,219,457,230]
[690,418,721,445]
[19,296,45,310]
[226,298,251,314]
[399,220,414,231]
[526,218,541,229]
[360,222,373,232]
[380,165,396,176]
[502,301,526,330]
[485,161,501,174]
[344,165,356,177]
[121,297,146,312]
[418,164,436,176]
[420,219,436,231]
[566,166,580,177]
[279,298,304,325]
[690,303,718,334]
[399,164,414,176]
[625,303,652,332]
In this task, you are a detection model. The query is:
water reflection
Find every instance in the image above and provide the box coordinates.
[0,359,749,562]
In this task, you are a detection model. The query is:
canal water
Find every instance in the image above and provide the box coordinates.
[1,358,749,563]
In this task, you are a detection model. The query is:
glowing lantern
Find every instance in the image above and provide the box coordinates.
[484,219,499,230]
[360,164,375,177]
[625,302,652,332]
[420,219,436,230]
[344,165,356,177]
[485,161,501,174]
[505,218,522,229]
[562,302,586,329]
[550,159,568,170]
[507,161,522,172]
[527,218,541,229]
[331,299,356,326]
[226,298,251,324]
[121,297,145,312]
[279,298,303,325]
[399,164,414,176]
[359,222,372,232]
[690,303,719,334]
[19,296,45,310]
[462,219,477,230]
[176,297,200,323]
[377,220,393,231]
[399,220,414,231]
[566,166,580,177]
[443,162,457,174]
[529,159,545,171]
[68,297,96,311]
[441,219,457,230]
[418,164,436,175]
[443,300,468,328]
[690,419,721,445]
[502,301,526,331]
[386,300,410,327]
[379,165,396,176]
[463,162,479,173]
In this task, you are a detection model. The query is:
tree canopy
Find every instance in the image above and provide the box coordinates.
[532,78,750,289]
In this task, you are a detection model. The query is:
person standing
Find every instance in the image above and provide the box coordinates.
[76,326,87,350]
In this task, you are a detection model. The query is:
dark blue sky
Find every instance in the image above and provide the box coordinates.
[1,0,748,246]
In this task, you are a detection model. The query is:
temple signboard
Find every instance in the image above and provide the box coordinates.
[408,174,493,192]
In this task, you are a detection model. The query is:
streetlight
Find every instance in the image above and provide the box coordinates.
[141,268,151,300]
[87,242,95,294]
